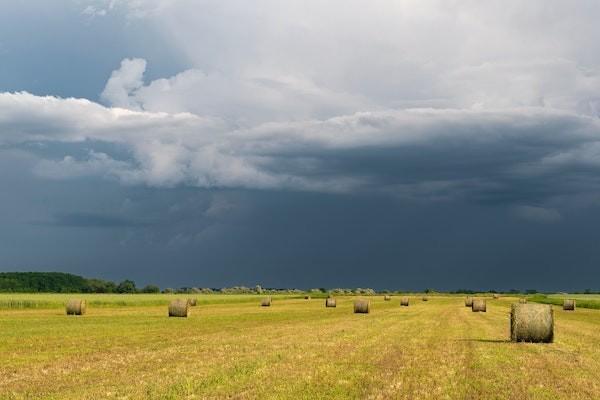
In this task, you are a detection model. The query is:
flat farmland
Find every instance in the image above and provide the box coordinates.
[1,295,599,399]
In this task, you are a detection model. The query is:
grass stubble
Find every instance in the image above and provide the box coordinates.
[0,295,599,399]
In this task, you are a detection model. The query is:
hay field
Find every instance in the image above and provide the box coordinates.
[1,295,600,399]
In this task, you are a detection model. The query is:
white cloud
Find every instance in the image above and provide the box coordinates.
[100,58,147,109]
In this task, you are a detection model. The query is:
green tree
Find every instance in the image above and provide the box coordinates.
[141,284,160,293]
[116,280,137,293]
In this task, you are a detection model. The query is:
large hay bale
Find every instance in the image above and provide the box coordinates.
[465,297,473,307]
[261,297,272,307]
[66,299,86,315]
[472,299,486,312]
[563,299,576,311]
[493,294,500,299]
[304,295,311,300]
[400,296,409,306]
[510,303,554,343]
[188,298,197,306]
[384,295,391,301]
[325,298,337,307]
[168,299,190,317]
[519,298,527,304]
[354,299,370,313]
[422,296,429,301]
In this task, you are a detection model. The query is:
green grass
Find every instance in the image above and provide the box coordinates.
[1,295,600,399]
[529,294,600,310]
[0,293,301,309]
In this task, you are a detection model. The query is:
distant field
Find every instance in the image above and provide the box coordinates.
[1,295,600,399]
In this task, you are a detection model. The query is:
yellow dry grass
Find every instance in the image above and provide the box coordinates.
[1,296,599,399]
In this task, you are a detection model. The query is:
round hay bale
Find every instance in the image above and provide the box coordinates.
[354,299,370,313]
[465,297,473,307]
[168,299,190,317]
[400,296,409,306]
[493,294,500,299]
[325,297,337,308]
[384,295,391,301]
[188,298,197,307]
[422,296,429,301]
[261,297,272,307]
[563,299,576,311]
[472,299,486,312]
[510,303,553,343]
[519,298,527,304]
[304,295,311,300]
[66,299,86,315]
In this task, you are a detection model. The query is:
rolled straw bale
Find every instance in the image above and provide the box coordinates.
[422,296,429,301]
[261,297,272,307]
[519,298,527,304]
[400,296,409,306]
[354,299,370,313]
[168,299,190,317]
[493,294,500,299]
[563,299,576,311]
[66,299,86,315]
[384,295,391,301]
[465,297,473,307]
[325,298,337,307]
[304,295,311,300]
[510,303,553,343]
[472,299,486,312]
[188,298,197,306]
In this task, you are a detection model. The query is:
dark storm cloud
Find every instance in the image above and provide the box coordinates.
[38,213,150,228]
[3,1,600,291]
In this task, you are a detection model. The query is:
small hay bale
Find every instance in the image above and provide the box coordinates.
[325,298,337,308]
[168,299,190,317]
[354,299,370,313]
[493,294,500,299]
[304,295,311,300]
[66,299,86,315]
[188,298,197,306]
[465,297,473,307]
[510,303,553,343]
[261,297,272,307]
[519,298,527,304]
[472,299,486,312]
[400,297,409,307]
[563,299,576,311]
[422,296,429,301]
[384,295,391,301]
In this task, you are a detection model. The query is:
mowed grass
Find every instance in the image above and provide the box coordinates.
[1,296,600,399]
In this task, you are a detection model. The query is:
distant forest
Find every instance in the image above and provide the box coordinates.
[0,272,156,293]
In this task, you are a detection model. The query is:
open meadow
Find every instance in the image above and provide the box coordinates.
[1,294,600,399]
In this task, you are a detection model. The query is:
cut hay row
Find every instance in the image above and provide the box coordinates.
[472,299,486,312]
[65,299,86,315]
[510,303,553,343]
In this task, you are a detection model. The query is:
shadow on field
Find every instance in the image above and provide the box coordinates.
[457,338,510,343]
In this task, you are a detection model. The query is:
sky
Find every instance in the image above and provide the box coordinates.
[2,1,600,291]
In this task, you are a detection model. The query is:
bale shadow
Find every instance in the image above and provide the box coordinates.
[457,338,511,343]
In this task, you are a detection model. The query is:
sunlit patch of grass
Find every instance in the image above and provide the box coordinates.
[1,295,600,399]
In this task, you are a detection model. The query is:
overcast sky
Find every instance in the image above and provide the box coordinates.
[2,1,600,290]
